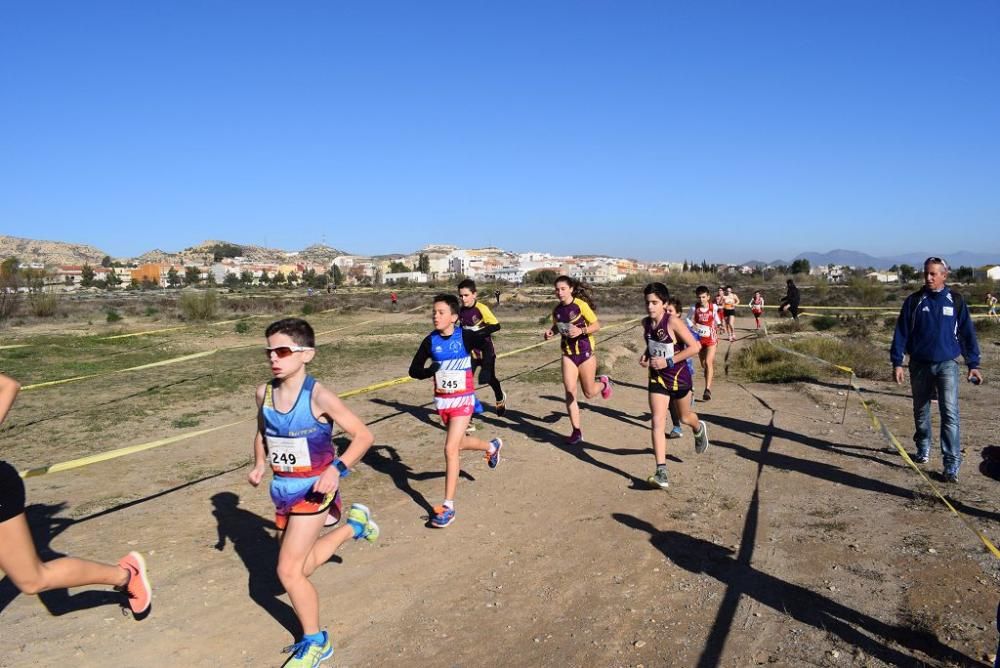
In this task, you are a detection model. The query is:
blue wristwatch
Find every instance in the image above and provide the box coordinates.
[334,460,350,478]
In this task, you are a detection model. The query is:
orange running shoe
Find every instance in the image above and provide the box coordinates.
[116,551,152,617]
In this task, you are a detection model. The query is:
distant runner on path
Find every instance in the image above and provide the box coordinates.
[688,286,721,401]
[750,291,765,330]
[639,283,709,489]
[779,279,800,320]
[458,279,507,424]
[543,275,612,446]
[408,294,504,529]
[722,286,740,342]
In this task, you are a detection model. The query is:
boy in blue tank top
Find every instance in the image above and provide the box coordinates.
[408,295,504,528]
[247,318,379,667]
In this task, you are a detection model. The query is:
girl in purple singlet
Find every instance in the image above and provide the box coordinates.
[542,276,613,445]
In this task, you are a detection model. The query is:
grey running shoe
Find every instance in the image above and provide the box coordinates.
[667,427,683,440]
[913,453,929,464]
[647,468,670,489]
[694,422,710,454]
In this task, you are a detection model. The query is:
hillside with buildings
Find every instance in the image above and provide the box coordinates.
[3,234,998,290]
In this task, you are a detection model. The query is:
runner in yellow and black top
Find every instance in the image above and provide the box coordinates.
[543,275,612,445]
[458,279,506,416]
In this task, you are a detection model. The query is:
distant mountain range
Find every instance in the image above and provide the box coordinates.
[743,249,999,270]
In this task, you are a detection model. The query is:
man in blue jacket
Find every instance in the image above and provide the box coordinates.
[890,257,983,483]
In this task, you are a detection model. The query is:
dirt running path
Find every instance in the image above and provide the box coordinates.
[2,327,998,667]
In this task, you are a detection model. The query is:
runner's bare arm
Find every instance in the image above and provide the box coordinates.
[0,372,20,426]
[670,319,701,363]
[313,383,374,471]
[248,384,268,486]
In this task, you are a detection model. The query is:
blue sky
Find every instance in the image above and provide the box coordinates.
[1,1,997,262]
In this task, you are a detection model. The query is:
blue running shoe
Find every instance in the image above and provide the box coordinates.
[347,503,380,543]
[431,505,455,528]
[281,631,333,667]
[486,438,503,469]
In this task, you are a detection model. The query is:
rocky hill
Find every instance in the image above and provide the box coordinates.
[0,235,109,266]
[173,240,351,264]
[1,235,353,267]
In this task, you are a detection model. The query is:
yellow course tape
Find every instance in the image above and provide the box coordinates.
[314,319,378,337]
[22,318,382,391]
[99,317,251,340]
[17,317,642,478]
[760,323,1000,559]
[21,350,220,391]
[0,344,30,350]
[19,419,253,478]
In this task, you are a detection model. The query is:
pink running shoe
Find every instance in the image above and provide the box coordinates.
[116,551,152,617]
[599,375,613,400]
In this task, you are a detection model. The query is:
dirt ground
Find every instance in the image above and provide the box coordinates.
[1,310,998,667]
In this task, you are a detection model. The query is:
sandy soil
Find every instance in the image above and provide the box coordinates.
[1,314,998,667]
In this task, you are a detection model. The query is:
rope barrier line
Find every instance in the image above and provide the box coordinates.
[21,350,221,391]
[99,317,251,340]
[314,319,378,337]
[759,323,1000,559]
[16,317,643,478]
[341,316,644,398]
[19,418,253,479]
[20,318,382,392]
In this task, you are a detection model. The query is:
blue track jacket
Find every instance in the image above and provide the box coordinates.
[890,286,980,369]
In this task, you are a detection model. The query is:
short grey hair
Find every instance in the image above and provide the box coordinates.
[923,256,949,273]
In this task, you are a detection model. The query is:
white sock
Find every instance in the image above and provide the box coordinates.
[443,499,454,510]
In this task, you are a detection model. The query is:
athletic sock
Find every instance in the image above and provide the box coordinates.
[348,519,365,539]
[303,631,326,646]
[442,499,454,510]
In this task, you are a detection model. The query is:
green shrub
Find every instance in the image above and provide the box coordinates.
[29,293,58,317]
[769,319,802,334]
[145,306,159,317]
[235,320,252,334]
[737,336,890,383]
[106,309,122,323]
[848,278,885,306]
[301,302,316,315]
[844,316,875,340]
[179,290,218,321]
[811,315,838,331]
[736,341,818,383]
[975,318,999,336]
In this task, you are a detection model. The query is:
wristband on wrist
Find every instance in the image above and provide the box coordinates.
[334,460,350,478]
